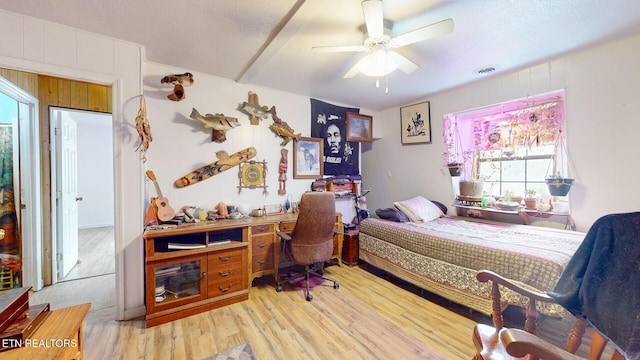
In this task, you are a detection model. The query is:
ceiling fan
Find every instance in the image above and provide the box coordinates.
[312,0,454,78]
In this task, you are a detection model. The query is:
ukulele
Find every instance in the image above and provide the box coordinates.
[145,170,176,222]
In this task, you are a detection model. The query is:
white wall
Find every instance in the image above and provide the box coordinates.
[0,9,144,320]
[362,32,640,232]
[143,62,375,219]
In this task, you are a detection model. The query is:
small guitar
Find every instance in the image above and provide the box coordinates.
[145,170,176,222]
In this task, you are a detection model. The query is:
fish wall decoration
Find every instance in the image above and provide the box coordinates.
[162,72,193,101]
[190,108,240,143]
[269,105,300,146]
[239,91,271,125]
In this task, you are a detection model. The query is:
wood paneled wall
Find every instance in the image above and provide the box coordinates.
[1,68,112,285]
[0,69,38,97]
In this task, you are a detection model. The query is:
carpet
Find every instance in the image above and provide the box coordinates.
[203,342,258,360]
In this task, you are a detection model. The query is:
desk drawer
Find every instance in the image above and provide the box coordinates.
[279,221,296,233]
[252,234,274,255]
[251,254,274,272]
[251,224,274,235]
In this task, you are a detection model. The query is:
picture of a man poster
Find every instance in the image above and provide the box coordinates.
[310,99,360,176]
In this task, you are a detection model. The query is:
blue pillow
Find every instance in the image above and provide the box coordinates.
[375,208,410,222]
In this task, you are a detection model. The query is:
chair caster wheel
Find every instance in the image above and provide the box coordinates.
[333,282,340,289]
[306,293,313,301]
[276,284,283,292]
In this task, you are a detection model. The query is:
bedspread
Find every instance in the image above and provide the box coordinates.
[359,216,585,317]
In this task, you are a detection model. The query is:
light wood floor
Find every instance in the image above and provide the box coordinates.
[60,226,115,282]
[28,228,613,359]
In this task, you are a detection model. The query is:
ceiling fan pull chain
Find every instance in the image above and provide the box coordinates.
[376,77,380,88]
[385,75,389,94]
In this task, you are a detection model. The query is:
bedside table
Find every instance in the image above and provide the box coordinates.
[342,227,360,266]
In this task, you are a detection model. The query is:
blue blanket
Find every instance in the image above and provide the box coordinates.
[549,212,640,359]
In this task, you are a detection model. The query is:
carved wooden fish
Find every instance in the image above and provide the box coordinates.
[240,101,271,121]
[161,72,194,86]
[270,122,301,146]
[190,108,240,131]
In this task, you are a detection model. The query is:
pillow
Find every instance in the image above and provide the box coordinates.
[393,196,444,222]
[430,200,448,215]
[375,208,410,223]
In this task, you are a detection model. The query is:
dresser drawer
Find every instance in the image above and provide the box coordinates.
[208,259,243,280]
[208,248,243,266]
[251,254,274,272]
[279,221,296,233]
[251,223,274,235]
[208,275,244,297]
[252,234,274,255]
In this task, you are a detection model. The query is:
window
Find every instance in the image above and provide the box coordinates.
[444,90,566,199]
[478,145,554,197]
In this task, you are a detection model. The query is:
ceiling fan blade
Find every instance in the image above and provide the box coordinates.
[387,51,419,74]
[362,0,384,39]
[312,45,366,53]
[391,18,454,48]
[343,62,362,78]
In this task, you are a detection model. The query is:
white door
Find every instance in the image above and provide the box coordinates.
[52,109,79,279]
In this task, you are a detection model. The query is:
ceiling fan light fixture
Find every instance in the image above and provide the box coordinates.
[357,51,398,77]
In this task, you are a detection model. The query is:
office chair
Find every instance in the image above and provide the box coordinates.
[276,192,340,301]
[473,212,640,359]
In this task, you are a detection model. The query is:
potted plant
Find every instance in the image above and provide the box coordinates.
[545,130,574,196]
[524,189,538,210]
[545,172,574,196]
[443,116,464,177]
[459,152,484,198]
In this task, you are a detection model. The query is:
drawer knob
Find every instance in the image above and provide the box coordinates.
[219,254,233,261]
[254,225,269,232]
[257,258,269,265]
[257,242,269,248]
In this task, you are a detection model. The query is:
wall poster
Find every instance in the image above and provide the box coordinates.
[310,99,360,176]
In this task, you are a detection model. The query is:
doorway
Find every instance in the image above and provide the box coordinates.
[50,108,114,283]
[0,76,42,291]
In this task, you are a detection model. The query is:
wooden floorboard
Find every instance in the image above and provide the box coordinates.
[27,228,617,359]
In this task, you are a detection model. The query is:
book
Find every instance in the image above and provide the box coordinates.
[0,303,50,351]
[167,243,206,250]
[208,239,231,247]
[0,287,31,334]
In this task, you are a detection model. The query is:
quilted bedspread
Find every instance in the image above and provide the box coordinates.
[359,216,585,317]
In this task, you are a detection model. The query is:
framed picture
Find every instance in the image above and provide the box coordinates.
[346,112,373,143]
[400,101,431,145]
[293,137,323,179]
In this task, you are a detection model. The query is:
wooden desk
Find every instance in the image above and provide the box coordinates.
[3,303,90,359]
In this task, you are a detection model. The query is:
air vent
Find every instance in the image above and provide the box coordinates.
[474,65,500,75]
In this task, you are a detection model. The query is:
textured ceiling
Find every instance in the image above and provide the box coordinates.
[2,0,640,111]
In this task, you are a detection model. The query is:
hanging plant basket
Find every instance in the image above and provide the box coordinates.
[447,162,463,177]
[545,177,574,196]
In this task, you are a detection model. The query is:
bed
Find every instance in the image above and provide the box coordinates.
[358,197,585,317]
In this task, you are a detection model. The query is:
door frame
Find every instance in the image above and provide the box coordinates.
[0,76,43,291]
[0,65,128,320]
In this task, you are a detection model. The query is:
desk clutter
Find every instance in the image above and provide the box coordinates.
[0,287,50,351]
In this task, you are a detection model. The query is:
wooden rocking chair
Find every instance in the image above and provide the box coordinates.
[472,270,625,360]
